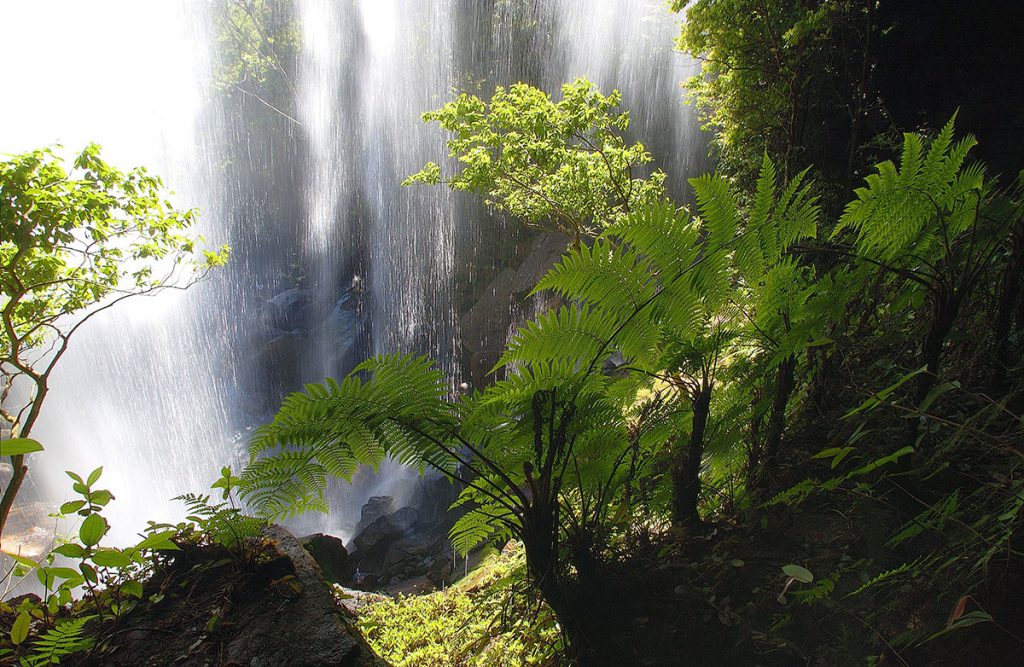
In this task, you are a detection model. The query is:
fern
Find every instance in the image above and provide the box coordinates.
[834,115,983,264]
[25,616,95,666]
[176,493,265,549]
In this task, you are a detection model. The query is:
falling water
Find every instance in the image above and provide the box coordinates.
[0,0,705,546]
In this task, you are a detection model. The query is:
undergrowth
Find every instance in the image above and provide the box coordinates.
[356,542,561,667]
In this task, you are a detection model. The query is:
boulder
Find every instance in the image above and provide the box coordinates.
[98,526,384,666]
[356,496,395,533]
[264,288,311,332]
[300,533,349,584]
[351,507,421,556]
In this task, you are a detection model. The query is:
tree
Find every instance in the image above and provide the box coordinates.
[674,0,879,198]
[0,144,229,532]
[403,79,666,246]
[831,117,1011,400]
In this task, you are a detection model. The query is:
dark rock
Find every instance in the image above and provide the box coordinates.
[300,533,349,584]
[223,526,370,666]
[352,507,421,556]
[264,288,311,332]
[356,496,395,533]
[98,526,384,666]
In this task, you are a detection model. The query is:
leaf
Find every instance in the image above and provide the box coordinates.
[91,548,130,568]
[2,551,39,570]
[947,595,970,625]
[0,438,44,457]
[79,514,106,547]
[121,580,143,599]
[133,529,180,552]
[10,611,30,645]
[52,543,85,558]
[86,466,103,486]
[60,500,86,515]
[782,564,814,583]
[90,489,113,506]
[925,611,993,642]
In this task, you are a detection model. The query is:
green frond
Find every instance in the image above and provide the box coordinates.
[612,201,701,279]
[533,238,655,312]
[835,117,984,265]
[498,304,621,369]
[690,173,739,248]
[241,354,459,519]
[26,616,95,666]
[749,153,777,235]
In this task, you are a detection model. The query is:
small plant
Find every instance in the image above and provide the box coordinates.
[357,543,561,667]
[167,467,266,559]
[1,468,179,664]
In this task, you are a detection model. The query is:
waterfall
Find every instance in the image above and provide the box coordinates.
[0,0,705,545]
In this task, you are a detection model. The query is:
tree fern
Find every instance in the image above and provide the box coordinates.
[241,354,458,520]
[834,115,983,264]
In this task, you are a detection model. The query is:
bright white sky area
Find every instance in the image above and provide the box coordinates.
[0,1,204,172]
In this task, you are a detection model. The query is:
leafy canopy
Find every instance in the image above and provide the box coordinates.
[1,144,227,367]
[404,79,666,244]
[1,143,228,531]
[674,0,836,181]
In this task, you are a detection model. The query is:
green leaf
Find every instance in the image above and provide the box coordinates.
[782,564,814,583]
[0,438,44,457]
[52,543,86,558]
[121,580,143,599]
[90,489,113,506]
[91,548,130,568]
[2,551,39,570]
[79,514,106,547]
[60,500,86,515]
[86,466,103,486]
[10,611,30,645]
[133,529,180,552]
[80,563,98,584]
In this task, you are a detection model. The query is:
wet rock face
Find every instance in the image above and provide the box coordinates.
[352,507,421,556]
[356,496,396,534]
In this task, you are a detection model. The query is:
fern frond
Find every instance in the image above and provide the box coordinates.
[499,304,621,369]
[533,238,655,311]
[612,201,701,280]
[241,354,459,519]
[690,173,739,249]
[26,616,95,666]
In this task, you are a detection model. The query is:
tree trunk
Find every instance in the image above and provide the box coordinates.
[673,387,711,528]
[0,453,28,532]
[992,224,1024,389]
[757,355,797,494]
[917,292,960,404]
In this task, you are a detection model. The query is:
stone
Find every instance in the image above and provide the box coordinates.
[97,526,385,666]
[356,496,395,533]
[351,507,421,556]
[300,533,349,584]
[264,288,311,332]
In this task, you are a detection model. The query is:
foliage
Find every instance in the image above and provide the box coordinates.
[1,468,179,664]
[357,543,560,667]
[674,0,835,179]
[673,0,885,205]
[170,467,265,558]
[0,144,228,532]
[212,0,301,124]
[245,109,1024,661]
[404,79,665,245]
